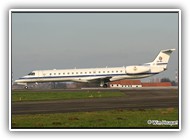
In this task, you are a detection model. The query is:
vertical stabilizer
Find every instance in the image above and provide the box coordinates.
[149,49,175,70]
[152,49,175,64]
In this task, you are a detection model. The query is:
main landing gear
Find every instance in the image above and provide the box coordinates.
[103,84,108,88]
[100,80,108,88]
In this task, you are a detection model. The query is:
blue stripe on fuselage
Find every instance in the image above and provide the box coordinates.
[19,72,159,80]
[19,73,126,80]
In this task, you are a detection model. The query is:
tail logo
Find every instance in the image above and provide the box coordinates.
[158,56,163,62]
[159,56,162,61]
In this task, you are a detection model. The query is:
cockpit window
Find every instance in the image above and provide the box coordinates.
[28,72,35,76]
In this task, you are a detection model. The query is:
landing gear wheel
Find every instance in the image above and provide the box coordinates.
[24,86,28,89]
[103,84,108,88]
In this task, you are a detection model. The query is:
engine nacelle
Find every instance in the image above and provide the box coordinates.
[126,65,150,74]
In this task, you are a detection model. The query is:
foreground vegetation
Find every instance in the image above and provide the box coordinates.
[12,108,178,128]
[12,90,124,102]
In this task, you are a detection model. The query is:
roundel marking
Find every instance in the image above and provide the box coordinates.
[159,56,162,61]
[134,66,137,71]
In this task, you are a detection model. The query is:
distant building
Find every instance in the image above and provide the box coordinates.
[142,82,172,87]
[110,80,172,88]
[110,80,142,88]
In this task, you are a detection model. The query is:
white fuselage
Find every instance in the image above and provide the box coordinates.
[15,49,175,87]
[15,65,160,84]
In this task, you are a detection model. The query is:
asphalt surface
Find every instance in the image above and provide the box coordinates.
[12,88,179,115]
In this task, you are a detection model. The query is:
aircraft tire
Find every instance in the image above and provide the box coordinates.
[103,84,108,88]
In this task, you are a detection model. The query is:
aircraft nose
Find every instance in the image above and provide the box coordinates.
[15,79,21,83]
[15,77,24,83]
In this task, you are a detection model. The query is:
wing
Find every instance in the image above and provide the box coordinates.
[70,76,112,83]
[87,76,112,83]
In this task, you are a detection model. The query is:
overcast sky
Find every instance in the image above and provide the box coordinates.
[11,11,179,82]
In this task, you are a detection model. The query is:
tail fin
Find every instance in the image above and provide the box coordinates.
[149,49,175,69]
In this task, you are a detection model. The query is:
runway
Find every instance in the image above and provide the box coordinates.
[12,88,179,115]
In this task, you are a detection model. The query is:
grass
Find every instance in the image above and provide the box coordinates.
[12,90,125,102]
[12,108,179,128]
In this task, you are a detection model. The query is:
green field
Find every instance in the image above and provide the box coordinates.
[12,108,178,128]
[11,90,179,129]
[12,90,124,102]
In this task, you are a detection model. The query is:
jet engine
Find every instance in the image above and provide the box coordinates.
[126,65,150,74]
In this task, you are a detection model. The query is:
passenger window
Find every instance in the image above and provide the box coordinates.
[76,72,78,74]
[54,73,56,75]
[67,72,69,75]
[50,73,52,75]
[63,73,65,75]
